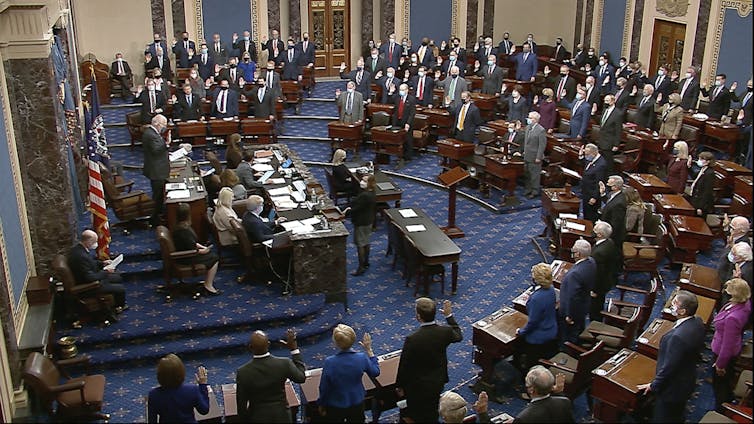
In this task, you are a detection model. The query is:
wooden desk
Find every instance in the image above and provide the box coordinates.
[384,207,462,294]
[652,194,695,217]
[545,136,583,172]
[175,121,208,145]
[240,118,275,144]
[221,380,300,422]
[550,259,573,289]
[328,121,364,155]
[661,287,716,326]
[437,138,476,161]
[165,161,208,242]
[345,163,403,207]
[299,350,401,422]
[626,173,674,201]
[635,318,674,359]
[469,92,498,121]
[541,188,581,241]
[679,262,722,300]
[512,286,560,314]
[704,121,740,156]
[416,107,451,138]
[731,175,753,216]
[591,349,656,422]
[366,102,394,118]
[472,306,528,382]
[714,160,751,198]
[484,154,524,196]
[556,218,594,260]
[668,214,714,263]
[208,118,240,139]
[371,126,406,165]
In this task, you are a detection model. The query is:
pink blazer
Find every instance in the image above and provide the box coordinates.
[711,300,752,368]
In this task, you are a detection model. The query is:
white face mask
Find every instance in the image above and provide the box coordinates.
[585,83,593,90]
[387,72,394,78]
[685,72,691,79]
[728,251,737,263]
[418,71,425,77]
[359,180,368,189]
[399,90,407,97]
[90,242,98,251]
[669,304,679,316]
[715,80,722,87]
[696,159,706,167]
[599,60,605,66]
[371,54,378,59]
[619,61,625,67]
[254,205,264,215]
[658,69,665,76]
[508,128,515,133]
[347,88,354,93]
[575,93,583,100]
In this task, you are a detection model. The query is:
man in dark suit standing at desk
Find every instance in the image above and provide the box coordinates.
[638,290,705,423]
[380,33,403,70]
[701,73,732,120]
[597,94,623,172]
[280,38,302,81]
[68,229,127,313]
[633,84,657,130]
[172,31,196,69]
[210,33,229,66]
[678,66,701,112]
[236,329,306,423]
[196,43,215,81]
[173,84,202,121]
[563,88,591,139]
[211,79,239,119]
[339,58,372,103]
[396,298,463,423]
[246,78,276,120]
[548,64,577,106]
[515,111,547,199]
[476,54,505,95]
[511,43,538,82]
[598,175,627,246]
[449,91,482,143]
[263,29,285,65]
[409,66,434,107]
[297,32,315,68]
[391,83,417,165]
[138,80,166,124]
[589,221,620,322]
[142,114,170,226]
[580,143,608,222]
[559,239,596,344]
[233,30,258,63]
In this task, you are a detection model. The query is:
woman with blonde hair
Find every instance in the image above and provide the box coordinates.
[656,92,684,139]
[318,324,380,422]
[532,87,557,133]
[331,149,357,196]
[624,186,645,235]
[219,168,246,200]
[211,187,241,246]
[514,263,559,372]
[666,140,690,193]
[711,278,752,411]
[147,353,210,423]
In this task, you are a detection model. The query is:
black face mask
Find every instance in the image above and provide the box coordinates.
[229,63,237,68]
[154,39,161,43]
[183,37,188,41]
[304,37,309,41]
[748,87,753,92]
[422,41,428,46]
[451,74,458,79]
[556,41,561,45]
[504,36,509,40]
[220,86,229,90]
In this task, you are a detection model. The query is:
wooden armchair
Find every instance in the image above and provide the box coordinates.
[51,254,116,327]
[622,211,667,289]
[613,134,642,173]
[280,80,303,114]
[324,168,352,206]
[22,352,110,421]
[229,218,270,284]
[606,278,659,331]
[412,114,431,150]
[155,226,204,301]
[126,111,144,150]
[722,403,752,423]
[100,170,154,231]
[539,340,607,400]
[579,307,644,353]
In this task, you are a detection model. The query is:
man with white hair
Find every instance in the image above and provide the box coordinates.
[502,366,574,423]
[718,216,751,282]
[439,391,489,423]
[598,175,627,245]
[241,195,286,243]
[721,243,753,302]
[142,114,170,226]
[518,111,547,199]
[67,230,127,313]
[559,239,596,344]
[590,221,621,321]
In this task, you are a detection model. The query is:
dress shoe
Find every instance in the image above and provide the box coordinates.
[203,287,221,296]
[351,267,366,276]
[115,305,129,314]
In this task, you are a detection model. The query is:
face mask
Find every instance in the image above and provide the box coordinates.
[411,58,417,63]
[508,128,515,133]
[399,90,407,97]
[728,251,736,263]
[696,159,706,167]
[387,72,394,78]
[669,304,679,316]
[220,86,229,90]
[201,49,208,54]
[359,180,368,189]
[672,148,679,155]
[402,42,408,47]
[190,73,198,78]
[560,71,568,76]
[371,54,378,59]
[148,86,156,91]
[347,88,354,93]
[588,52,594,56]
[304,37,309,41]
[229,63,237,68]
[685,72,691,79]
[748,87,753,92]
[183,37,188,41]
[715,80,722,87]
[462,98,469,104]
[527,37,533,42]
[584,155,593,162]
[575,93,583,100]
[116,58,122,62]
[512,91,520,98]
[487,60,494,66]
[389,38,395,43]
[288,45,294,49]
[504,35,509,40]
[599,60,605,66]
[418,71,425,77]
[658,70,665,76]
[267,67,274,71]
[585,83,593,89]
[90,242,98,250]
[154,39,161,43]
[356,66,363,71]
[449,56,456,61]
[451,74,458,79]
[244,36,249,41]
[453,43,460,47]
[556,41,562,45]
[421,41,428,46]
[526,118,533,125]
[244,58,250,62]
[619,61,626,67]
[254,205,264,215]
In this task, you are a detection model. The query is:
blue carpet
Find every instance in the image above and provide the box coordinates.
[61,80,732,423]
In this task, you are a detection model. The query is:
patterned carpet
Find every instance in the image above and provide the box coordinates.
[54,80,731,423]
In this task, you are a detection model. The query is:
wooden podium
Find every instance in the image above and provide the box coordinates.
[439,166,470,238]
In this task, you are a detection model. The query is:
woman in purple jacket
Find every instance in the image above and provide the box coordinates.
[711,278,752,411]
[148,353,210,423]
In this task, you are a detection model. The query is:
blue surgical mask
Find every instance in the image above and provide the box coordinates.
[399,90,407,97]
[728,251,736,263]
[585,155,594,162]
[696,159,706,167]
[526,118,533,125]
[672,148,679,155]
[487,60,494,66]
[575,93,583,100]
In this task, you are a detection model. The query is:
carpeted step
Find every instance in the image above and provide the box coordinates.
[85,302,345,367]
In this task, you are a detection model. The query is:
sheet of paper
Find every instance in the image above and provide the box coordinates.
[222,384,237,416]
[165,182,187,190]
[290,191,306,203]
[559,167,582,180]
[251,163,274,172]
[268,187,291,196]
[166,189,191,199]
[406,224,426,232]
[399,209,418,218]
[377,182,394,190]
[262,239,273,248]
[558,213,578,219]
[169,149,188,162]
[291,224,315,234]
[254,150,273,158]
[565,221,586,232]
[348,167,360,174]
[267,178,286,185]
[253,157,272,163]
[280,220,303,231]
[292,180,307,193]
[301,217,321,226]
[200,168,215,177]
[103,254,124,271]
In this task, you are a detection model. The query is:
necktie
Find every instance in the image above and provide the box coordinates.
[616,89,623,101]
[486,47,490,57]
[118,61,124,74]
[662,105,674,121]
[186,95,191,106]
[289,50,293,62]
[258,88,264,102]
[458,104,467,130]
[557,77,566,101]
[387,77,392,90]
[488,65,493,76]
[657,76,663,87]
[273,42,278,58]
[743,92,752,107]
[371,59,376,72]
[245,41,249,52]
[713,87,721,100]
[640,96,648,107]
[398,98,405,119]
[418,77,424,100]
[267,72,273,88]
[219,90,226,114]
[346,92,353,113]
[158,57,163,69]
[150,92,155,113]
[215,42,220,53]
[602,107,611,125]
[202,55,207,65]
[231,69,235,81]
[356,71,362,84]
[389,43,394,59]
[601,66,606,76]
[524,52,529,62]
[185,41,188,50]
[419,46,425,63]
[449,78,457,100]
[573,100,581,113]
[304,41,308,52]
[681,78,691,98]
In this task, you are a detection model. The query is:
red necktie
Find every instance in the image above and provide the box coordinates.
[398,98,405,119]
[418,77,424,100]
[389,44,394,58]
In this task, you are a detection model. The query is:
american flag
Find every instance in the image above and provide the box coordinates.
[85,75,111,260]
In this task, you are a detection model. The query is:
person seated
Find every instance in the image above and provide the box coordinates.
[110,52,134,101]
[225,133,243,169]
[242,195,286,243]
[67,229,127,313]
[331,149,358,196]
[211,187,241,247]
[501,366,575,423]
[172,203,220,295]
[439,391,490,423]
[172,83,202,121]
[210,79,239,119]
[234,151,264,191]
[147,353,210,423]
[219,168,247,200]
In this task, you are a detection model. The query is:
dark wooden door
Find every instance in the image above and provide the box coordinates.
[309,0,350,76]
[649,20,686,73]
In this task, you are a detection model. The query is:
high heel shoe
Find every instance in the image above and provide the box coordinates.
[204,287,222,296]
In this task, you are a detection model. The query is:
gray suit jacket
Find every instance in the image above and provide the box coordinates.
[478,64,505,95]
[336,90,364,123]
[234,161,262,189]
[436,75,469,110]
[141,126,169,181]
[236,352,306,422]
[522,123,547,163]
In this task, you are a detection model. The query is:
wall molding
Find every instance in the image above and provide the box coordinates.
[451,0,458,37]
[194,0,203,42]
[622,0,633,58]
[251,0,259,42]
[593,0,604,52]
[708,0,752,78]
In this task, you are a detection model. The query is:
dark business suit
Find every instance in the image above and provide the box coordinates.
[261,69,283,100]
[477,64,505,95]
[513,51,538,81]
[549,74,577,105]
[280,48,302,80]
[242,210,274,243]
[67,244,126,307]
[564,98,591,139]
[513,395,575,423]
[297,40,315,66]
[147,56,172,81]
[138,90,166,124]
[379,42,403,69]
[173,93,202,121]
[411,45,435,69]
[582,155,608,221]
[109,60,133,99]
[396,316,463,423]
[589,239,620,321]
[210,88,239,118]
[633,94,657,130]
[476,45,498,65]
[649,316,705,423]
[652,74,672,105]
[600,191,627,246]
[689,167,715,216]
[194,53,214,80]
[597,106,624,171]
[441,58,465,77]
[377,75,399,104]
[409,74,434,107]
[559,258,597,344]
[391,94,417,159]
[340,69,372,103]
[247,86,275,119]
[596,64,615,95]
[172,39,196,68]
[218,67,243,90]
[449,101,482,143]
[552,44,569,62]
[142,125,169,225]
[613,87,633,111]
[678,77,700,111]
[236,352,306,423]
[233,38,258,62]
[701,85,732,120]
[264,39,286,64]
[209,41,229,65]
[498,39,514,55]
[365,56,387,79]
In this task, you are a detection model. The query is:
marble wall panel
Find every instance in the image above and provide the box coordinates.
[483,0,494,37]
[575,0,584,47]
[630,0,644,60]
[289,0,301,39]
[268,0,281,33]
[692,0,712,68]
[584,0,594,49]
[382,0,395,39]
[172,0,187,36]
[0,252,20,387]
[151,0,166,38]
[362,0,374,46]
[466,0,478,48]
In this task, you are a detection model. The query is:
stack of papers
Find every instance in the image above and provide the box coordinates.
[271,196,297,210]
[268,187,292,196]
[103,254,124,271]
[267,178,286,184]
[377,182,394,190]
[251,163,274,172]
[564,221,586,232]
[166,189,191,199]
[169,149,188,162]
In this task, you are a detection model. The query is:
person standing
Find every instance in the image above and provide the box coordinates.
[598,175,627,246]
[638,290,706,423]
[318,325,380,422]
[517,111,547,199]
[589,221,621,321]
[236,329,306,423]
[142,114,170,227]
[449,91,482,143]
[147,354,209,423]
[344,175,376,276]
[579,144,608,222]
[335,81,364,124]
[514,263,558,372]
[597,94,624,172]
[396,298,463,423]
[666,141,690,194]
[559,240,596,344]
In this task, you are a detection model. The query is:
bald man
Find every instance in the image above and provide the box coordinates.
[142,114,170,226]
[236,329,306,422]
[67,230,127,312]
